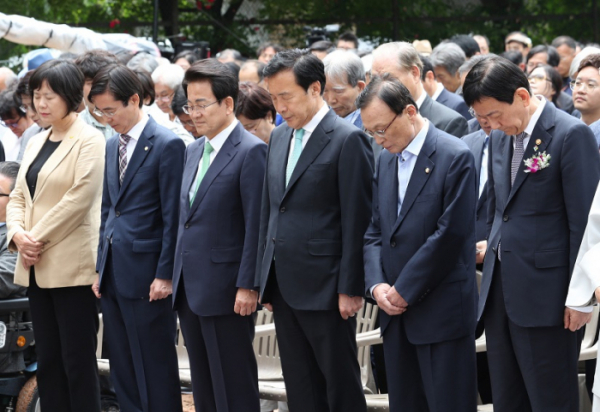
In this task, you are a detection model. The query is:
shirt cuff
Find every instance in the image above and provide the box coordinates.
[567,305,594,313]
[369,284,381,299]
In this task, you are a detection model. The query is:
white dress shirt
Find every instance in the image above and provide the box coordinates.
[479,135,489,198]
[188,118,238,201]
[122,114,149,163]
[414,89,427,109]
[287,103,330,160]
[514,96,546,152]
[432,82,445,101]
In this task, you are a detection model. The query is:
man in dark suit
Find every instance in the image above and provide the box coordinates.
[421,55,472,120]
[256,49,373,412]
[372,42,469,138]
[361,74,478,412]
[464,56,600,411]
[172,59,265,412]
[90,65,184,412]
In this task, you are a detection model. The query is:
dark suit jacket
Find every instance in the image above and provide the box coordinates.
[467,118,481,134]
[97,116,186,299]
[363,124,478,345]
[479,102,600,327]
[420,94,469,138]
[462,130,489,242]
[256,108,374,310]
[437,88,473,121]
[172,123,267,316]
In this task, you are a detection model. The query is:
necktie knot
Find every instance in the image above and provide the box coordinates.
[204,140,214,155]
[119,134,131,146]
[295,128,305,142]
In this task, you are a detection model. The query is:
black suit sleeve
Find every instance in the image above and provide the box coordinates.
[255,134,273,289]
[337,130,374,296]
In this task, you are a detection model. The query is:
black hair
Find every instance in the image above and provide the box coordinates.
[241,60,267,82]
[420,55,435,81]
[0,89,22,120]
[257,43,283,58]
[183,59,239,108]
[236,81,276,122]
[74,49,120,80]
[337,31,359,49]
[463,56,531,107]
[499,50,524,66]
[29,59,84,116]
[133,70,155,106]
[527,45,560,69]
[449,34,481,58]
[173,50,199,66]
[263,49,326,95]
[13,71,34,107]
[89,64,144,108]
[551,36,577,51]
[171,85,187,116]
[356,73,418,114]
[224,61,240,82]
[0,161,20,190]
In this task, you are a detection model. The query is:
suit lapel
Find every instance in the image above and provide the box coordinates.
[33,118,85,202]
[106,135,119,204]
[188,123,241,217]
[472,134,485,180]
[117,118,156,202]
[283,110,335,199]
[19,129,50,206]
[391,128,436,235]
[383,153,399,228]
[506,103,554,206]
[272,128,293,202]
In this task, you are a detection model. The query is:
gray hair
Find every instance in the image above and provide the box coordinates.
[373,42,423,75]
[0,161,20,191]
[151,64,185,91]
[323,50,365,87]
[127,53,160,74]
[570,47,600,78]
[430,43,466,76]
[458,54,491,77]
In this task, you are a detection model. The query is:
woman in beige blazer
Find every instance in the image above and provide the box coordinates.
[6,59,105,412]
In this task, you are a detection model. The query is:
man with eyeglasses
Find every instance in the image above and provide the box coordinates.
[0,88,28,161]
[572,54,600,149]
[464,56,600,412]
[361,73,477,412]
[171,58,266,412]
[89,64,185,412]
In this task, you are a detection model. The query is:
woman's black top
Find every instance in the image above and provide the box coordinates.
[26,139,61,198]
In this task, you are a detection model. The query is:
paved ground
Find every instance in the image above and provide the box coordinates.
[182,394,194,412]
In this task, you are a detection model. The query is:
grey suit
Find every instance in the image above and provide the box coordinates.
[420,94,469,138]
[462,130,488,242]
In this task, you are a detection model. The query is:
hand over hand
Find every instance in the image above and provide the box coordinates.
[373,284,407,316]
[234,288,259,316]
[14,232,43,269]
[339,294,364,320]
[149,278,173,301]
[564,307,592,332]
[476,240,487,264]
[92,275,101,299]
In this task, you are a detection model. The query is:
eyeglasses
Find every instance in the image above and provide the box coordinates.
[528,74,551,84]
[19,105,28,114]
[182,101,218,115]
[93,105,124,118]
[571,80,599,92]
[156,91,175,102]
[365,113,399,138]
[468,107,502,122]
[0,193,10,197]
[0,119,21,128]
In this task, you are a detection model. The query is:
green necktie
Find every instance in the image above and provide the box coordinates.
[286,128,305,186]
[190,140,214,206]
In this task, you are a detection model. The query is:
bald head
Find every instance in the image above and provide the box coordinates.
[371,42,424,100]
[0,68,17,92]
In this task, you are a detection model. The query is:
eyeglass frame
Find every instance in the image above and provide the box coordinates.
[365,113,400,138]
[0,118,22,129]
[182,101,219,115]
[156,91,176,102]
[92,104,126,118]
[527,74,551,84]
[570,79,599,92]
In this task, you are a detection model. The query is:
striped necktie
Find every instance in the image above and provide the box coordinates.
[118,134,132,185]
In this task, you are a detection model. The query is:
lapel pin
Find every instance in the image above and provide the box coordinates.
[536,139,541,145]
[144,146,149,151]
[69,136,74,139]
[425,167,430,174]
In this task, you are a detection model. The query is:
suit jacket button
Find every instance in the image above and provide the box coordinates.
[115,211,121,217]
[272,238,276,243]
[492,247,496,253]
[391,241,396,247]
[280,207,286,213]
[503,215,509,222]
[185,224,190,229]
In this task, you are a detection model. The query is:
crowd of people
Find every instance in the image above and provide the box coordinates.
[0,28,599,412]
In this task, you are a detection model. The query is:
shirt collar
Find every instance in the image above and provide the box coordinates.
[344,108,361,122]
[431,82,445,101]
[205,118,239,153]
[399,119,429,159]
[415,89,427,109]
[300,102,329,133]
[523,96,546,137]
[124,114,150,142]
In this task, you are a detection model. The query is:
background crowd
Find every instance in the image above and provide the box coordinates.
[0,28,599,412]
